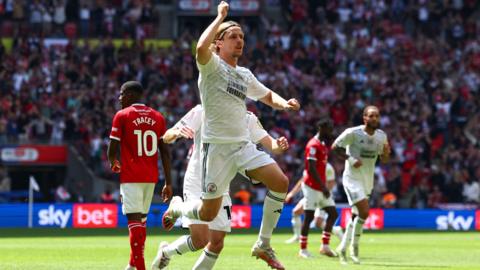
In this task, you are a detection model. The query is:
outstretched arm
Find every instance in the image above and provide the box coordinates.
[259,91,300,111]
[258,135,289,155]
[162,126,195,144]
[196,1,229,65]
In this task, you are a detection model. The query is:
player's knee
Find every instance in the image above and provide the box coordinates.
[192,236,209,249]
[358,210,369,220]
[275,173,289,193]
[209,240,224,253]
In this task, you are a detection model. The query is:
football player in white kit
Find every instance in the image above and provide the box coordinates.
[331,106,390,264]
[284,163,344,246]
[161,2,300,270]
[152,105,289,270]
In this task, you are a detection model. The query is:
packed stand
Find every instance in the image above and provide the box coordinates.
[0,0,479,207]
[0,0,158,39]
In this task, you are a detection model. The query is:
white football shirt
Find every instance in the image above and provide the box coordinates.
[197,53,270,144]
[333,125,387,192]
[175,105,268,197]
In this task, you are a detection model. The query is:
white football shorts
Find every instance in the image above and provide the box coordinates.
[120,183,155,215]
[343,180,371,206]
[182,193,232,232]
[301,183,335,211]
[201,141,274,199]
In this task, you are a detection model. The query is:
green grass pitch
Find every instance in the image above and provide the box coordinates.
[0,228,479,269]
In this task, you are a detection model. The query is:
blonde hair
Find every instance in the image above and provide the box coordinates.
[210,21,241,53]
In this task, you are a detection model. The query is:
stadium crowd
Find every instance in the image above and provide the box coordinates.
[0,0,479,208]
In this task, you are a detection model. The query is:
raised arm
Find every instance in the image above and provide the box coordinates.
[196,1,229,65]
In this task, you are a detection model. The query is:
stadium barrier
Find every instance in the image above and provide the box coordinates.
[0,203,478,231]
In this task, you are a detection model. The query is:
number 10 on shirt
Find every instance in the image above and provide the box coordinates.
[133,130,158,157]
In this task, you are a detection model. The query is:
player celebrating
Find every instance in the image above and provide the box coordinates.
[107,81,172,270]
[152,105,289,270]
[161,2,300,269]
[297,119,339,258]
[284,163,343,245]
[332,105,390,264]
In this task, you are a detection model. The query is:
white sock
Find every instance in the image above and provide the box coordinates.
[173,200,202,220]
[258,190,286,248]
[192,248,218,270]
[338,218,353,251]
[291,215,301,238]
[332,226,343,238]
[351,217,366,247]
[164,235,198,258]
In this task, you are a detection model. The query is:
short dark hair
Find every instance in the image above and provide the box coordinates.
[122,81,143,96]
[316,118,332,129]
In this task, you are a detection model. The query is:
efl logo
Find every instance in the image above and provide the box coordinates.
[73,204,118,228]
[476,211,480,231]
[340,208,384,230]
[231,205,251,229]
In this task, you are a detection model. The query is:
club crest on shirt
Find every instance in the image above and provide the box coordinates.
[207,183,217,193]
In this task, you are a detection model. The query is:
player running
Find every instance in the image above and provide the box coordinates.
[107,81,172,270]
[284,163,344,246]
[332,105,390,264]
[161,2,300,270]
[152,105,288,270]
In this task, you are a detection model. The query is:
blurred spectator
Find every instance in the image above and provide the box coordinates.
[55,185,71,202]
[100,186,115,203]
[0,1,479,208]
[462,178,480,204]
[233,184,252,205]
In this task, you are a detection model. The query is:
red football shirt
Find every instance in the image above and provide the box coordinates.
[303,135,328,191]
[109,103,166,183]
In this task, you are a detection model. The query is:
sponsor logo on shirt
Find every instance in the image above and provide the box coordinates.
[360,149,377,159]
[226,80,247,100]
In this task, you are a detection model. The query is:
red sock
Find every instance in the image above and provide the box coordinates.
[128,221,146,270]
[300,235,308,250]
[141,220,147,246]
[322,231,331,245]
[129,251,135,268]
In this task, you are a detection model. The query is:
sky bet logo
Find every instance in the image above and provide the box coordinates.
[38,205,71,228]
[436,211,474,231]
